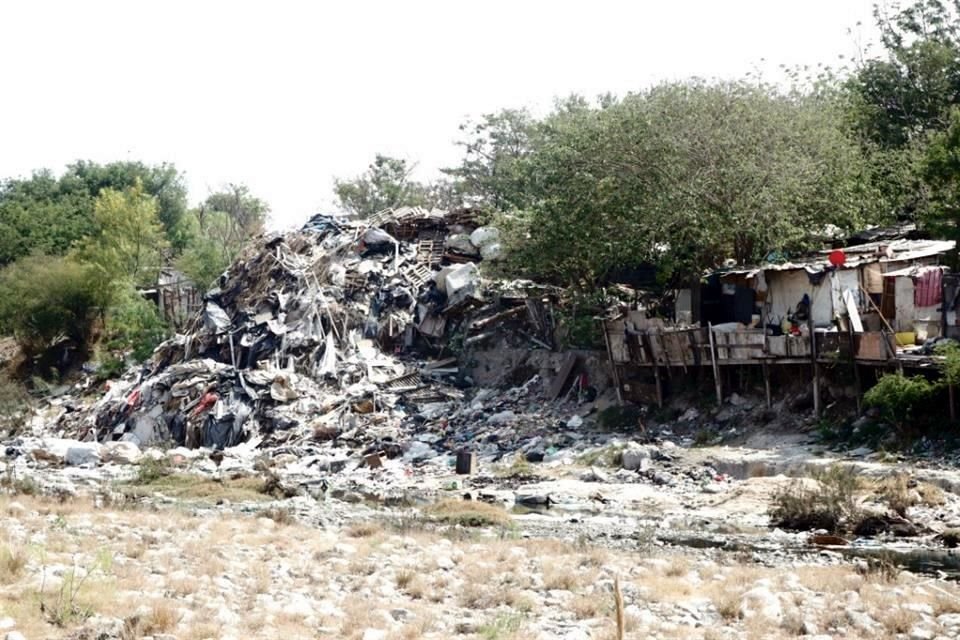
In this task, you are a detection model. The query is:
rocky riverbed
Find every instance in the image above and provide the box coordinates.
[3,491,960,640]
[6,414,960,639]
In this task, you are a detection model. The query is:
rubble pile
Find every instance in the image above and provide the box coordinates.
[55,207,562,462]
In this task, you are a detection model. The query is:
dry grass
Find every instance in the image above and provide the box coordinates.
[570,593,604,619]
[346,521,382,538]
[121,473,272,503]
[138,600,179,635]
[425,499,512,527]
[0,545,26,583]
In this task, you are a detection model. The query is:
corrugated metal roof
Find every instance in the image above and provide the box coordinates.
[719,239,955,278]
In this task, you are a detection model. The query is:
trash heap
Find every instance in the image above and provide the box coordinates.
[56,207,560,456]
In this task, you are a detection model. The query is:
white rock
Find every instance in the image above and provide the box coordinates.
[65,443,102,466]
[0,619,14,631]
[567,415,584,428]
[910,628,935,640]
[102,441,142,464]
[5,632,26,640]
[362,630,387,640]
[739,586,782,621]
[621,444,655,471]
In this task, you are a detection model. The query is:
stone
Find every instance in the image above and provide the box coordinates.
[390,608,412,622]
[0,620,13,631]
[65,443,102,466]
[567,415,584,428]
[910,628,935,640]
[739,586,782,621]
[362,630,387,640]
[102,441,142,464]
[4,632,25,640]
[621,444,655,471]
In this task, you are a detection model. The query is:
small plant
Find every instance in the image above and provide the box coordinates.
[863,373,936,432]
[1,466,39,496]
[770,465,862,532]
[262,507,294,526]
[477,612,524,640]
[877,473,913,517]
[135,456,172,484]
[345,521,381,538]
[0,546,26,584]
[426,499,513,528]
[496,453,534,479]
[39,551,111,626]
[576,444,625,467]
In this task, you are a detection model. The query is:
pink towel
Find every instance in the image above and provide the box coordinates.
[914,267,943,307]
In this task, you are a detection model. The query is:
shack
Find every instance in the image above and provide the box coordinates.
[606,237,956,411]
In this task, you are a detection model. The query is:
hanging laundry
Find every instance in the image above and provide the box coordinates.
[914,267,943,307]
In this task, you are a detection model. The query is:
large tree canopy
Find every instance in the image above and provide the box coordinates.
[0,161,188,266]
[333,154,460,217]
[453,82,883,286]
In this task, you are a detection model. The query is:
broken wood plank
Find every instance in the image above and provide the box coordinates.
[548,353,578,400]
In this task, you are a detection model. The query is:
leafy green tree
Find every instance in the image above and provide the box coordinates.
[445,109,536,211]
[76,182,168,287]
[467,82,881,287]
[176,184,269,288]
[334,154,460,216]
[0,161,189,267]
[848,0,960,149]
[923,107,960,242]
[0,255,108,358]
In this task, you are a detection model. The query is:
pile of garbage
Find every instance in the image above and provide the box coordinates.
[55,207,560,458]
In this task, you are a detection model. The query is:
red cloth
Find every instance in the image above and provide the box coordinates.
[191,392,219,417]
[914,267,943,307]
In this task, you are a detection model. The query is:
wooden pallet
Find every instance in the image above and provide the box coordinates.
[405,264,434,288]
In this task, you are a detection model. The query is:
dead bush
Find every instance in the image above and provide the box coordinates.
[0,546,26,583]
[770,465,861,532]
[425,500,512,528]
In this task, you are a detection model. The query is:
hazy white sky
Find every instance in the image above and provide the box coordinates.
[0,0,879,229]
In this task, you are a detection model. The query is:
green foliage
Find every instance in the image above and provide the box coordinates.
[0,375,31,436]
[863,372,937,431]
[936,340,960,385]
[0,161,188,267]
[0,255,108,358]
[75,182,168,287]
[848,0,960,149]
[770,465,862,532]
[334,154,460,217]
[102,287,168,363]
[176,185,268,289]
[135,456,172,484]
[455,82,880,287]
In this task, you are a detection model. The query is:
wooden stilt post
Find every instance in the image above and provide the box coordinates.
[809,317,820,416]
[848,323,862,415]
[762,360,772,409]
[601,321,624,406]
[653,363,663,408]
[708,323,722,406]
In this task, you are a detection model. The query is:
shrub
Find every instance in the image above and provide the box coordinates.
[102,286,168,364]
[0,255,109,359]
[863,373,936,431]
[0,375,31,436]
[770,465,862,532]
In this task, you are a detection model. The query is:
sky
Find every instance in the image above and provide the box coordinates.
[0,0,881,229]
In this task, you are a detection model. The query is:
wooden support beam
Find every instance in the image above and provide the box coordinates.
[708,323,722,406]
[762,360,772,409]
[809,317,820,417]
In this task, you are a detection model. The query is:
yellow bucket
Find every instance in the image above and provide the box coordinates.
[895,332,916,347]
